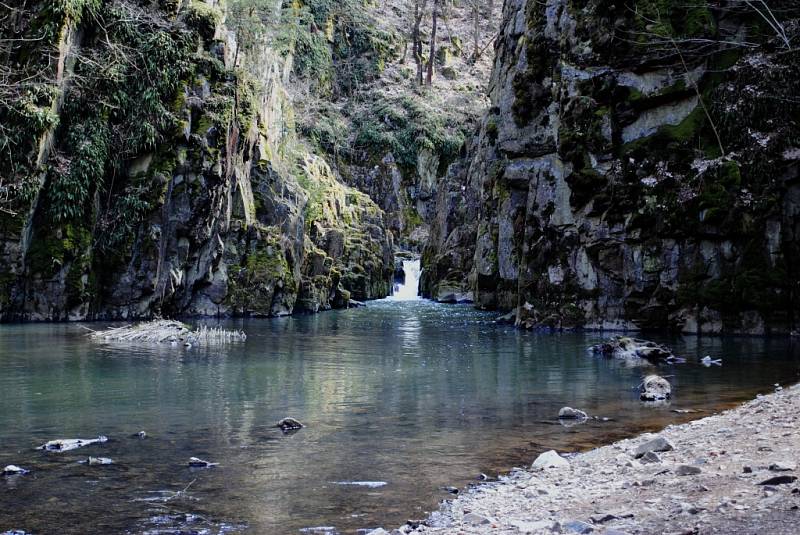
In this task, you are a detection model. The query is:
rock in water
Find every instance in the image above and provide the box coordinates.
[633,437,674,458]
[188,457,218,468]
[275,417,304,432]
[2,465,29,476]
[640,375,671,401]
[558,407,588,419]
[532,450,570,470]
[38,436,108,452]
[591,336,682,363]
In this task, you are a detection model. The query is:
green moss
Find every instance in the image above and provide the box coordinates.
[185,1,222,43]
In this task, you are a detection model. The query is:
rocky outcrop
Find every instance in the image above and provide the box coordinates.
[0,0,393,321]
[422,0,800,334]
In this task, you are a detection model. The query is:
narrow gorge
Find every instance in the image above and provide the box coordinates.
[1,1,800,535]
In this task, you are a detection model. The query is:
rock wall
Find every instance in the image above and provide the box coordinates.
[0,0,393,321]
[422,0,800,334]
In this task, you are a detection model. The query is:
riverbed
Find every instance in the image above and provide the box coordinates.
[1,300,798,534]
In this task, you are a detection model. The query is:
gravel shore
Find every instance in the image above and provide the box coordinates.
[388,384,800,535]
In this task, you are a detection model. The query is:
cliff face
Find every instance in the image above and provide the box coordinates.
[0,0,392,321]
[423,0,800,334]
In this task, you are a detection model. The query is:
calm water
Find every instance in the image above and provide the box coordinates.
[1,300,798,534]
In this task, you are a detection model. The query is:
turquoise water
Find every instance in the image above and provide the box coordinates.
[1,300,798,534]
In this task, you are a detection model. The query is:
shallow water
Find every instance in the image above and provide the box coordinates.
[1,301,798,534]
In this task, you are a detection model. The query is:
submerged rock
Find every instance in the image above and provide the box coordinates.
[188,457,218,468]
[38,436,108,452]
[2,465,29,476]
[591,336,683,363]
[558,407,588,419]
[640,375,672,401]
[81,456,113,466]
[532,450,570,470]
[701,356,722,367]
[275,417,304,432]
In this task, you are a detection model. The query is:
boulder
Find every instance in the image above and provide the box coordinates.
[590,336,683,363]
[532,450,570,470]
[633,437,674,458]
[558,407,588,419]
[640,375,671,401]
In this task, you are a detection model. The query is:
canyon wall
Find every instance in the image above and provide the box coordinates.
[422,0,800,334]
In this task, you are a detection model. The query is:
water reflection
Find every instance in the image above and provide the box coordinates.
[0,305,798,534]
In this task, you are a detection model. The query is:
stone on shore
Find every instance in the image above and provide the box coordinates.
[675,465,702,476]
[633,437,674,458]
[532,450,570,470]
[462,513,491,525]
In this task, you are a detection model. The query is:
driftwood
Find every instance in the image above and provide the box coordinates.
[87,320,246,346]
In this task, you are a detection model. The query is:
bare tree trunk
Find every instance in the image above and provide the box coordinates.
[412,0,427,86]
[472,1,480,62]
[426,0,439,85]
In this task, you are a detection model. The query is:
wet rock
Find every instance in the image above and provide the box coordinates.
[2,465,29,476]
[532,450,570,470]
[275,417,304,432]
[633,437,674,458]
[441,486,459,494]
[758,475,797,485]
[675,465,702,476]
[640,375,671,402]
[188,457,218,468]
[462,513,491,525]
[38,436,108,452]
[591,337,681,363]
[558,407,588,420]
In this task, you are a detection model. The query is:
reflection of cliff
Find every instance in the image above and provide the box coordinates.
[0,1,392,322]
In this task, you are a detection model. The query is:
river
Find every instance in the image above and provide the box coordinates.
[0,291,798,533]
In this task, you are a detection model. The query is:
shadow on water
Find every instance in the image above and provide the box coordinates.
[0,302,799,534]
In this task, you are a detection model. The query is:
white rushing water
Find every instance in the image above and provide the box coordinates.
[388,259,421,301]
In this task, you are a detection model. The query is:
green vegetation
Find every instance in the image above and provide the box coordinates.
[353,93,466,170]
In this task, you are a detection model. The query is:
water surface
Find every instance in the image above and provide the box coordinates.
[1,301,798,534]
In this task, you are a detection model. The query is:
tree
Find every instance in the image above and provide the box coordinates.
[425,0,439,85]
[412,0,429,86]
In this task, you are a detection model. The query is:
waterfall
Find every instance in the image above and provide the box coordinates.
[388,259,421,301]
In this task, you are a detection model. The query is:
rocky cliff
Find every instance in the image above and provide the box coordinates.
[422,0,800,334]
[0,0,393,321]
